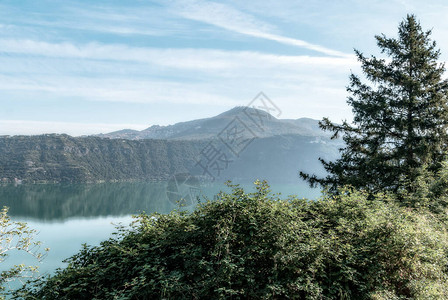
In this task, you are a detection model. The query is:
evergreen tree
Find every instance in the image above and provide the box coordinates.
[301,15,448,195]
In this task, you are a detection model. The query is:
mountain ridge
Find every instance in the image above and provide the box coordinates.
[0,133,339,184]
[96,106,328,140]
[0,107,341,184]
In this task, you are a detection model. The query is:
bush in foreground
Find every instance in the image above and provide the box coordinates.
[15,181,448,299]
[0,207,48,300]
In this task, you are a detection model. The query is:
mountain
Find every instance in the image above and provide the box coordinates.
[97,107,329,140]
[0,107,342,184]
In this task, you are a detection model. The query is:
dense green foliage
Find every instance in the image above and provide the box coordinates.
[301,15,448,195]
[14,182,448,299]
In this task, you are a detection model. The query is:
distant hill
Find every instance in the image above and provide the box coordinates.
[97,107,329,140]
[0,107,342,184]
[0,134,340,184]
[0,134,206,183]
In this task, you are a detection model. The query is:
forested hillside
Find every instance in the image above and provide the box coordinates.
[0,134,205,183]
[0,134,339,184]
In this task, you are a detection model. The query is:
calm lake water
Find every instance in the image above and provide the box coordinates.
[1,180,319,293]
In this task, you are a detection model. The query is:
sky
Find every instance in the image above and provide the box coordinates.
[2,0,448,136]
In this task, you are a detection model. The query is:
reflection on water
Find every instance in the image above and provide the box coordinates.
[0,181,319,222]
[0,182,176,221]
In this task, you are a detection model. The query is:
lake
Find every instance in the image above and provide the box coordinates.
[0,180,319,293]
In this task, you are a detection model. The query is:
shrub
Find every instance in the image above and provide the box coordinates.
[15,181,448,299]
[1,207,48,300]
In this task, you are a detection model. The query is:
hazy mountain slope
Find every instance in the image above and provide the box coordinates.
[98,107,329,140]
[213,134,341,183]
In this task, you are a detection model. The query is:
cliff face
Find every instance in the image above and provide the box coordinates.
[0,134,206,183]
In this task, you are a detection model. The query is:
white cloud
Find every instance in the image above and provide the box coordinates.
[170,0,353,58]
[0,73,244,106]
[0,39,357,122]
[0,39,357,71]
[0,39,239,70]
[64,24,166,36]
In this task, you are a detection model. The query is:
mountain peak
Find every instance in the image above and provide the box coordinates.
[217,106,276,119]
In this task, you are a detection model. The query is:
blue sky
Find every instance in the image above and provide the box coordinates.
[1,0,448,135]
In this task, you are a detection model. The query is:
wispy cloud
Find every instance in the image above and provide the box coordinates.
[0,74,240,105]
[0,39,357,71]
[54,23,166,37]
[170,0,352,58]
[0,38,357,125]
[0,1,181,38]
[0,0,377,135]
